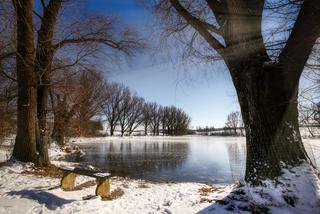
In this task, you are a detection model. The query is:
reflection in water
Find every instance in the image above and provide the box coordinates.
[68,140,190,182]
[65,137,319,184]
[304,141,320,168]
[225,143,246,182]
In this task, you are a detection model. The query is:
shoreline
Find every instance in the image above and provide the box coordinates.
[0,137,320,213]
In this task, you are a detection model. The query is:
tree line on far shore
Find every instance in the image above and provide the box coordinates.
[1,67,191,146]
[196,105,320,137]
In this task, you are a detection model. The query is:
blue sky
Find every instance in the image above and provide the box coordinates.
[71,0,314,128]
[31,0,314,128]
[79,0,240,128]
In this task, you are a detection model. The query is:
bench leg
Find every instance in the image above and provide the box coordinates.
[61,172,76,191]
[96,178,110,199]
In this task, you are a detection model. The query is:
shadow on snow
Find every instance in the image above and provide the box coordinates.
[7,189,75,210]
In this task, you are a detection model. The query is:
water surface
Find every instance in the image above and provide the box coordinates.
[66,136,319,184]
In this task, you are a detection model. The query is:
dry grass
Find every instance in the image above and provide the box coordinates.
[22,164,63,178]
[198,185,223,204]
[198,185,221,196]
[122,183,129,188]
[101,187,125,201]
[138,182,149,188]
[110,187,125,199]
[199,197,215,203]
[73,180,96,190]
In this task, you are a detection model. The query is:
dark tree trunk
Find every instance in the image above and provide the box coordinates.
[12,0,38,162]
[144,124,148,136]
[37,85,50,165]
[156,125,159,136]
[168,0,320,185]
[120,125,125,136]
[224,0,320,184]
[51,118,66,146]
[109,122,114,136]
[231,62,308,184]
[35,0,61,166]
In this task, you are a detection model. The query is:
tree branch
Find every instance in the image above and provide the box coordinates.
[40,0,46,9]
[0,51,15,61]
[33,10,42,20]
[205,0,226,27]
[278,0,320,76]
[53,37,142,55]
[0,69,17,81]
[169,0,225,55]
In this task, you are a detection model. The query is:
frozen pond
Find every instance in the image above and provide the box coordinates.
[67,136,320,184]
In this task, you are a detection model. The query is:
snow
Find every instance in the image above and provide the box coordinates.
[94,172,111,177]
[199,163,320,214]
[0,137,320,213]
[0,161,233,213]
[0,139,233,214]
[61,166,75,171]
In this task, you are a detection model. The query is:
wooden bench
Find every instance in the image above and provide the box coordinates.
[59,166,111,199]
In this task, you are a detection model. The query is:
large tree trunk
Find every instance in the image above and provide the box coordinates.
[35,0,61,166]
[168,0,320,185]
[12,0,38,162]
[231,62,308,184]
[37,84,50,165]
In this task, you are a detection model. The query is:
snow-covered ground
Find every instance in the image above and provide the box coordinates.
[0,137,234,214]
[0,161,234,214]
[0,137,320,214]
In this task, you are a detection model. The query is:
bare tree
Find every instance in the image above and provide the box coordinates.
[225,111,240,135]
[12,0,38,163]
[118,90,145,136]
[125,96,145,136]
[72,70,106,136]
[141,102,153,135]
[0,74,16,140]
[49,67,107,145]
[9,0,144,165]
[154,0,320,184]
[162,106,190,136]
[160,106,169,136]
[50,68,81,145]
[0,2,16,140]
[101,83,125,136]
[299,103,317,137]
[172,107,190,135]
[149,103,161,136]
[118,87,132,136]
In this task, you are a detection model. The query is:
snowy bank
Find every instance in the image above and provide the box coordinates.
[0,161,233,214]
[0,137,320,213]
[199,163,320,214]
[0,140,234,214]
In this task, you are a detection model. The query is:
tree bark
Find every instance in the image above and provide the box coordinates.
[167,0,320,184]
[51,118,66,146]
[109,121,115,136]
[51,94,77,146]
[230,61,308,184]
[12,0,38,162]
[35,0,61,166]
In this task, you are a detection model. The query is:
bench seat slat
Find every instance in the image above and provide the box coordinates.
[59,167,111,179]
